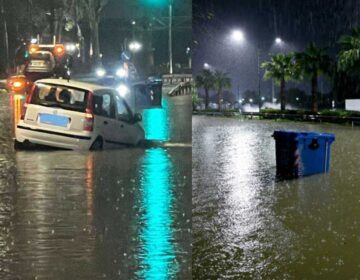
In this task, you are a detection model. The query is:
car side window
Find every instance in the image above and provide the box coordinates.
[93,92,115,119]
[115,95,131,122]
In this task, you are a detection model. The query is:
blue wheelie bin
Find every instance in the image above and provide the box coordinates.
[273,130,335,178]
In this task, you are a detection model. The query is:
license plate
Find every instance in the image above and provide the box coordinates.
[39,114,69,127]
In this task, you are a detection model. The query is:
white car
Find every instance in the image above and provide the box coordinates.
[15,79,145,150]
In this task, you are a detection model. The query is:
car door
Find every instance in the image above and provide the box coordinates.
[93,91,119,146]
[113,91,140,145]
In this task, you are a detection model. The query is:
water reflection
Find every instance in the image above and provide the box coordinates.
[137,148,177,279]
[142,99,170,141]
[10,94,24,134]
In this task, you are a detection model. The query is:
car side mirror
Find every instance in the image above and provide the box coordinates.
[133,113,142,123]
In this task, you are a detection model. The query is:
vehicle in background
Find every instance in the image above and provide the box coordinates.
[26,51,56,73]
[7,43,72,94]
[6,75,33,94]
[95,61,139,84]
[15,79,145,150]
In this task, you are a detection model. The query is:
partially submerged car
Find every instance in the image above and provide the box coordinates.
[15,79,145,150]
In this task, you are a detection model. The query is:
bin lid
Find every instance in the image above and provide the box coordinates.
[273,130,335,143]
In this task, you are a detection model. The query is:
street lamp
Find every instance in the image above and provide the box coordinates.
[272,37,284,103]
[142,0,173,75]
[231,30,245,43]
[203,63,210,69]
[275,37,282,45]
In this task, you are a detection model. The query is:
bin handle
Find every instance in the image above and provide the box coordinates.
[308,138,319,150]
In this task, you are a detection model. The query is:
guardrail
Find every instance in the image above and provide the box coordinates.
[168,82,192,96]
[162,74,192,85]
[242,112,360,126]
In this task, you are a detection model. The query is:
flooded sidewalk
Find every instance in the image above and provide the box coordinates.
[193,115,360,279]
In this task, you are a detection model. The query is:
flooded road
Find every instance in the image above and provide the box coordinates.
[193,115,360,279]
[0,91,191,279]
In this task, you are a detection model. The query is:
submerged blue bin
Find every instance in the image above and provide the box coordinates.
[273,130,335,178]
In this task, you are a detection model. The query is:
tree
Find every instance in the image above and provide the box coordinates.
[261,53,295,111]
[82,0,109,66]
[192,83,202,111]
[195,69,215,109]
[294,43,331,113]
[338,27,360,74]
[213,71,231,111]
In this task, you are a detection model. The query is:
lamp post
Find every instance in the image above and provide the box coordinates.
[231,31,284,111]
[168,0,173,75]
[272,37,284,103]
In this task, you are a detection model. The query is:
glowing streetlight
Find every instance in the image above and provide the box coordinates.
[275,37,282,45]
[204,63,210,69]
[231,30,245,43]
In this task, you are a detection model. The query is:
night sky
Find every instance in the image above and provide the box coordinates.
[101,0,191,67]
[193,0,360,99]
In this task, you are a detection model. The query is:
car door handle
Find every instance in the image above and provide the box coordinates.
[104,121,108,125]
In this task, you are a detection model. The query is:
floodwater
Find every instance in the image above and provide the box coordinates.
[0,91,191,279]
[193,115,360,279]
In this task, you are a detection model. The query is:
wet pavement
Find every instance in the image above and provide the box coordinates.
[0,89,191,279]
[193,115,360,279]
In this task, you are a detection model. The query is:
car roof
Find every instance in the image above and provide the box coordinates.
[35,78,111,92]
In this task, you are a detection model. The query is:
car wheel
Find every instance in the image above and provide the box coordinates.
[90,137,103,151]
[14,140,27,150]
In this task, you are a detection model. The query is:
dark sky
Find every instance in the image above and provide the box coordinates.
[193,0,360,97]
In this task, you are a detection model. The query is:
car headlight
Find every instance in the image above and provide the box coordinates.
[116,68,128,78]
[117,84,129,97]
[96,68,106,77]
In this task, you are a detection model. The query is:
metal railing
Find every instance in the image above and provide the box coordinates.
[167,82,192,96]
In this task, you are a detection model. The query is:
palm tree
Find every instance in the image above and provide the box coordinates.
[195,69,215,109]
[213,71,231,111]
[338,27,360,74]
[261,53,295,111]
[294,43,331,113]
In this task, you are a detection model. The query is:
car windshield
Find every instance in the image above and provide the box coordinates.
[31,83,89,112]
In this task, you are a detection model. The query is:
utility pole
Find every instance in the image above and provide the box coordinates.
[168,0,173,75]
[1,0,9,71]
[257,47,261,112]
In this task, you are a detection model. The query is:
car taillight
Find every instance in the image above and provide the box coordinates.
[29,44,39,54]
[7,76,29,93]
[84,92,94,131]
[54,44,65,57]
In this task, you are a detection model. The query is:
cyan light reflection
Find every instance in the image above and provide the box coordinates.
[137,148,177,279]
[142,99,170,141]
